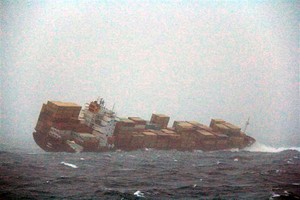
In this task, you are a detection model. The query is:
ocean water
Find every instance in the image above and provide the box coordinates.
[1,143,300,200]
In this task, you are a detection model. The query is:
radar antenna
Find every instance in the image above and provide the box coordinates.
[243,117,250,133]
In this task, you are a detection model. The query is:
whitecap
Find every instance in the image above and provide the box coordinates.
[60,161,78,168]
[234,158,239,162]
[245,142,300,153]
[287,160,294,164]
[269,192,281,199]
[134,190,144,197]
[119,168,135,171]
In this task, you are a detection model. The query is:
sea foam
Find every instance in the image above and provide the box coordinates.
[245,142,300,153]
[60,161,78,168]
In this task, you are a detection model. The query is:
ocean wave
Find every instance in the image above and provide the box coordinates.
[245,142,300,153]
[60,161,78,168]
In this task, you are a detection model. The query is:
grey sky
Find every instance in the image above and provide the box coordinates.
[1,1,299,148]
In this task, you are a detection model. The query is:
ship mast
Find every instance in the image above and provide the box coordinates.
[243,117,250,133]
[112,103,115,112]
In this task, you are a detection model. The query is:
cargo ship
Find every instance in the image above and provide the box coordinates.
[33,98,256,153]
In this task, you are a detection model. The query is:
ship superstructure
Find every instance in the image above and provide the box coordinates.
[81,98,117,148]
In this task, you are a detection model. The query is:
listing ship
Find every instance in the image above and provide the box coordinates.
[33,98,256,153]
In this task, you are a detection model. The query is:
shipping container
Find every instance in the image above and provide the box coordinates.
[168,134,181,149]
[128,117,147,125]
[161,129,176,135]
[130,134,145,149]
[212,123,230,135]
[142,131,157,148]
[209,118,225,128]
[145,122,161,130]
[175,122,195,133]
[172,121,186,129]
[223,122,241,135]
[71,132,99,150]
[150,114,170,129]
[155,132,170,149]
[196,130,216,140]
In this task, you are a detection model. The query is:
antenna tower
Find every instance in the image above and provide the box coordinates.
[243,117,250,133]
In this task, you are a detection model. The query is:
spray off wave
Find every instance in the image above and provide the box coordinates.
[245,142,300,153]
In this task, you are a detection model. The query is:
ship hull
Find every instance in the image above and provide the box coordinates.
[33,131,255,153]
[33,132,77,153]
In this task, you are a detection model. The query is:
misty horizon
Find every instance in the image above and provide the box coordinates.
[1,1,299,149]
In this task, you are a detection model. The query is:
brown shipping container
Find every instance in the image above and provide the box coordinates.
[41,103,47,113]
[46,101,81,120]
[115,133,133,148]
[196,130,216,140]
[175,122,195,133]
[116,126,136,132]
[161,129,176,135]
[120,119,136,127]
[130,134,145,149]
[180,136,197,149]
[142,132,157,148]
[167,127,176,131]
[172,121,186,129]
[155,132,170,149]
[47,101,81,111]
[209,119,225,128]
[223,122,241,134]
[115,119,135,133]
[168,134,181,149]
[186,121,201,127]
[72,133,99,150]
[212,123,230,135]
[195,124,213,132]
[69,118,81,124]
[150,114,170,129]
[38,112,52,122]
[134,124,146,131]
[128,117,147,125]
[35,120,51,133]
[74,124,93,133]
